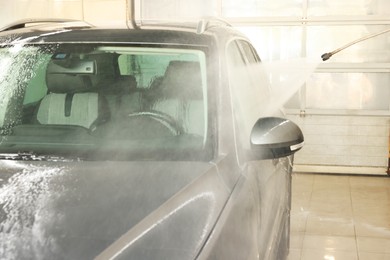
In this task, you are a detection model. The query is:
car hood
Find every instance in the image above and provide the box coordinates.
[0,159,230,260]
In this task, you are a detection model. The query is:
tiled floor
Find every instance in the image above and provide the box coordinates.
[288,173,390,260]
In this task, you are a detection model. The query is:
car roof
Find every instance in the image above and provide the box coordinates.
[0,18,246,46]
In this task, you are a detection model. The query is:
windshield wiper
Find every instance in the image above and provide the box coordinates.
[0,152,76,162]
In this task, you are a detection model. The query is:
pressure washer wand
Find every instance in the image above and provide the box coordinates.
[321,27,390,61]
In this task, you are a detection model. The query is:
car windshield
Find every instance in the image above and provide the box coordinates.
[0,43,211,161]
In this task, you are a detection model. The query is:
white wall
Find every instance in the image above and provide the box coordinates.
[83,0,127,26]
[288,114,389,174]
[139,0,216,20]
[0,0,127,28]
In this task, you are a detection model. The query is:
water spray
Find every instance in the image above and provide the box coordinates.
[321,27,390,61]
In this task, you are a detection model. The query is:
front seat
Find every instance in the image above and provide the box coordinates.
[150,60,206,137]
[36,58,109,130]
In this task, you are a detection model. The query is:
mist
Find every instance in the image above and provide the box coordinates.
[261,57,321,115]
[229,56,320,150]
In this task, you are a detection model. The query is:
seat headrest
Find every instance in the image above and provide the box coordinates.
[159,61,203,98]
[99,75,137,95]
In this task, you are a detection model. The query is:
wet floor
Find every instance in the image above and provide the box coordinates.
[288,173,390,260]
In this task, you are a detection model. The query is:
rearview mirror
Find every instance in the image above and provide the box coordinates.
[250,117,304,160]
[48,57,96,74]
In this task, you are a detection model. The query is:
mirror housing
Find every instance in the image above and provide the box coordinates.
[49,55,96,75]
[250,117,304,160]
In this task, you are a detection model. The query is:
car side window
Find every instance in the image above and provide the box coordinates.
[238,40,261,64]
[227,40,270,151]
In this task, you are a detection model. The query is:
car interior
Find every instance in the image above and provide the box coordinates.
[0,45,210,159]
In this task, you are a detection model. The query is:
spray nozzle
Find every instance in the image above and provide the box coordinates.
[321,52,333,61]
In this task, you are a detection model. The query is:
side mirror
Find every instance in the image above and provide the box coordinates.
[250,117,304,160]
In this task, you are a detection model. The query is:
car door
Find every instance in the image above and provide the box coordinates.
[226,39,292,259]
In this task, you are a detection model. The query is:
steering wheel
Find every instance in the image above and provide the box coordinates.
[127,111,183,136]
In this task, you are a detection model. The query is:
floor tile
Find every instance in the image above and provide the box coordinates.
[349,176,390,189]
[290,232,305,249]
[358,252,390,260]
[291,199,311,210]
[291,212,308,233]
[302,235,357,251]
[305,215,355,236]
[312,175,350,190]
[353,206,390,219]
[301,249,358,260]
[351,188,390,200]
[311,190,351,202]
[292,173,315,185]
[354,217,390,239]
[287,249,302,260]
[309,199,353,218]
[357,237,390,254]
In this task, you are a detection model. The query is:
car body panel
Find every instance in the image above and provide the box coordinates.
[0,157,291,260]
[0,159,228,259]
[197,157,292,260]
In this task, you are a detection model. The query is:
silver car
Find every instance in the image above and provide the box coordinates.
[0,18,303,260]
